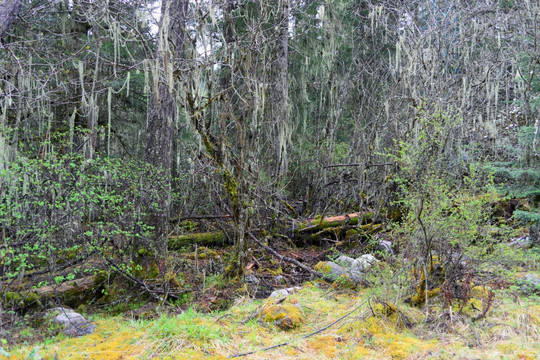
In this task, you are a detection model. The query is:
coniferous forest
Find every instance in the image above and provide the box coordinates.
[0,0,539,358]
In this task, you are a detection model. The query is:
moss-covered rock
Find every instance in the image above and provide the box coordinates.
[261,301,304,330]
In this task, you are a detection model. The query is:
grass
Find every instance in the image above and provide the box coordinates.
[2,278,539,360]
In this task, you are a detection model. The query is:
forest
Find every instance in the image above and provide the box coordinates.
[0,0,539,359]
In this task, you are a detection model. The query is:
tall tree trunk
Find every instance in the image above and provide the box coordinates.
[272,0,289,178]
[0,0,22,40]
[145,0,188,255]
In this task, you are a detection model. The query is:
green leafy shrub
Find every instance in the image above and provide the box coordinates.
[0,149,163,286]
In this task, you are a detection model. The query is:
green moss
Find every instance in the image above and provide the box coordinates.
[332,274,357,290]
[223,170,238,204]
[373,302,397,318]
[261,302,304,330]
[314,261,332,274]
[5,291,23,305]
[3,291,42,309]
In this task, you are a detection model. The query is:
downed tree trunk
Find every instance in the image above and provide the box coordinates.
[168,231,228,250]
[35,276,95,298]
[292,212,382,244]
[304,223,383,243]
[293,212,373,234]
[2,276,96,310]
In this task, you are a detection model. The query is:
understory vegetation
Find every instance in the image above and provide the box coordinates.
[1,0,539,359]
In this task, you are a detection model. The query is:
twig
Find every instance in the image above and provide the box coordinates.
[248,233,335,284]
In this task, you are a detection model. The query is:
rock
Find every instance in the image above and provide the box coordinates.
[325,261,347,277]
[509,237,531,248]
[49,307,96,336]
[269,287,301,298]
[275,275,286,285]
[261,301,304,330]
[335,255,356,268]
[378,240,394,255]
[518,274,540,295]
[354,254,378,272]
[315,261,363,285]
[244,274,260,285]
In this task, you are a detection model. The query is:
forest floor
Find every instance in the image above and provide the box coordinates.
[2,259,539,360]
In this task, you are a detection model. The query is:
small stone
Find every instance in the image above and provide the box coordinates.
[49,307,96,336]
[269,286,301,298]
[244,274,260,285]
[378,240,393,254]
[275,275,286,285]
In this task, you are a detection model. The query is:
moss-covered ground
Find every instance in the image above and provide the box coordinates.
[3,276,539,360]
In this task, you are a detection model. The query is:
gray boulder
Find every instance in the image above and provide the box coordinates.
[354,254,378,272]
[335,255,356,268]
[49,307,96,336]
[269,286,302,298]
[518,274,540,296]
[318,261,363,283]
[509,237,531,248]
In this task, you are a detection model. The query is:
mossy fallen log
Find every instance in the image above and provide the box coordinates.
[2,276,96,310]
[35,276,95,298]
[294,212,373,234]
[168,231,228,250]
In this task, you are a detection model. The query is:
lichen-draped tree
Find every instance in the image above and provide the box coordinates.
[270,0,290,178]
[0,0,22,40]
[144,0,189,256]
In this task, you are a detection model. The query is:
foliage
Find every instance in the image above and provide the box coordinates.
[388,107,514,308]
[0,147,163,283]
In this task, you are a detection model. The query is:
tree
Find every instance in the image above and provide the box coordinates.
[0,0,22,39]
[145,0,189,256]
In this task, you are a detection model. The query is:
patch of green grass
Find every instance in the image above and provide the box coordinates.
[149,308,228,343]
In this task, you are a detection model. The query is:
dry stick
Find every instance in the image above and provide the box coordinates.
[228,298,371,358]
[248,233,335,284]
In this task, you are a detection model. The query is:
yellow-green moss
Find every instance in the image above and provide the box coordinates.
[261,302,304,330]
[314,261,332,274]
[223,169,238,204]
[332,274,357,290]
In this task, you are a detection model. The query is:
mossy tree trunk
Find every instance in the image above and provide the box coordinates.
[0,0,22,40]
[145,0,188,256]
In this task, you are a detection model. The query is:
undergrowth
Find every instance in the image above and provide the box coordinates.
[2,264,539,360]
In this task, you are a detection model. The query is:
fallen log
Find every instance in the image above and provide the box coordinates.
[168,231,228,250]
[2,276,96,310]
[294,212,373,234]
[35,276,95,297]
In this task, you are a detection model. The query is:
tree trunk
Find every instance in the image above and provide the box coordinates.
[145,0,188,255]
[272,0,290,177]
[0,0,22,40]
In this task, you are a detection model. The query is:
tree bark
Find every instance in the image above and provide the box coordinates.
[272,0,290,177]
[145,0,188,254]
[0,0,22,40]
